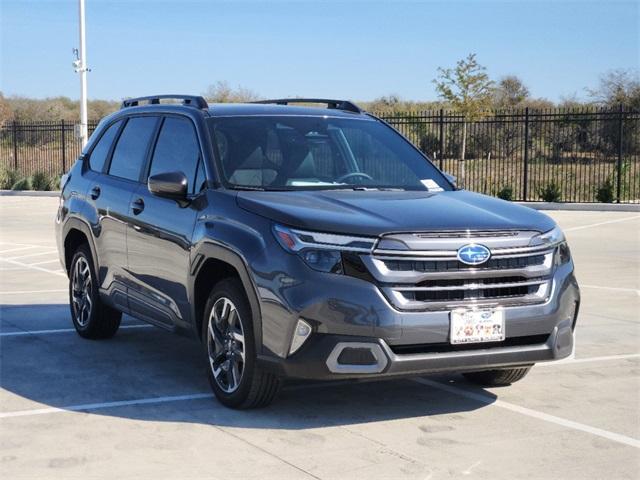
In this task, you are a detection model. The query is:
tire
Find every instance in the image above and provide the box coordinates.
[462,367,531,387]
[202,278,281,409]
[68,244,121,339]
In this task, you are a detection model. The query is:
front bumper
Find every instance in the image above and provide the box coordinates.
[259,315,574,380]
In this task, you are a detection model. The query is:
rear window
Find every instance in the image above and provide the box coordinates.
[89,120,121,172]
[108,117,158,181]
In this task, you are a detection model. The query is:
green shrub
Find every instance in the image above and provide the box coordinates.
[0,168,20,190]
[11,177,32,191]
[538,182,562,202]
[496,185,513,201]
[50,174,62,190]
[595,178,615,203]
[31,171,51,191]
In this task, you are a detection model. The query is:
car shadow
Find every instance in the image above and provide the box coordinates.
[0,304,496,429]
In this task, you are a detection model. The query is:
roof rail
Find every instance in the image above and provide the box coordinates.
[121,95,209,110]
[252,98,363,114]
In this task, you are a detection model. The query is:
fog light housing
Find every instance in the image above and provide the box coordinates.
[289,319,312,355]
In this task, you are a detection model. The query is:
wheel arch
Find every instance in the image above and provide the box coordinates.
[62,218,99,276]
[190,242,263,353]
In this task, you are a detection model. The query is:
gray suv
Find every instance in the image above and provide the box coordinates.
[56,95,580,408]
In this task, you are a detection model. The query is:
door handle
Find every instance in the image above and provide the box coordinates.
[90,185,101,200]
[131,197,145,215]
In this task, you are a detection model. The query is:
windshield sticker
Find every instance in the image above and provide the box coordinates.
[421,179,444,192]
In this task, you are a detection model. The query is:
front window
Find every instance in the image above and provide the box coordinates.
[207,116,452,192]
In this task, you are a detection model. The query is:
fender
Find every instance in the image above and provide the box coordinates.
[61,216,101,276]
[189,240,264,354]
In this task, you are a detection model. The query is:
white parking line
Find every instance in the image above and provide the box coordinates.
[564,215,640,232]
[28,258,61,266]
[581,284,640,296]
[0,393,214,419]
[6,250,58,261]
[0,325,154,337]
[412,378,640,449]
[536,353,640,366]
[0,289,67,295]
[0,258,66,277]
[0,246,36,255]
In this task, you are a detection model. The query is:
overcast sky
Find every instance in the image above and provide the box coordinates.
[1,0,638,102]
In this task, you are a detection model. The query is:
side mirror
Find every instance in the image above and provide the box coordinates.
[444,172,457,187]
[148,171,188,201]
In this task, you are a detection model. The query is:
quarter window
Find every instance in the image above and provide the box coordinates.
[149,117,201,193]
[108,117,158,181]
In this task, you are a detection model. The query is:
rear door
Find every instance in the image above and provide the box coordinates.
[126,115,206,329]
[94,115,159,309]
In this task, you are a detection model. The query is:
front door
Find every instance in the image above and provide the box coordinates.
[126,115,206,329]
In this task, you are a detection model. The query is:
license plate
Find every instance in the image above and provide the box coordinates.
[450,308,505,344]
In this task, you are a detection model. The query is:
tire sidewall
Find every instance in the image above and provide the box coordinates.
[202,279,257,407]
[68,245,99,334]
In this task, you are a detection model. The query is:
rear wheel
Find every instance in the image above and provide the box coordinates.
[462,367,531,386]
[202,278,281,408]
[69,244,121,339]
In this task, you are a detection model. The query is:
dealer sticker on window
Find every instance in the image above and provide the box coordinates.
[421,179,444,192]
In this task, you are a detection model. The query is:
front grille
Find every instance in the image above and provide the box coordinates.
[389,334,550,355]
[363,231,555,311]
[383,254,546,273]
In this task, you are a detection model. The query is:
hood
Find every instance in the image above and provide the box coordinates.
[237,189,556,236]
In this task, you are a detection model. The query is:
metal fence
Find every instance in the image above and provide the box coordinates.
[1,108,638,202]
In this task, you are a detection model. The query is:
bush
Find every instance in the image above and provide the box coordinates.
[538,181,562,202]
[11,177,32,191]
[50,174,62,190]
[30,171,51,191]
[0,168,20,190]
[496,185,513,201]
[595,178,615,203]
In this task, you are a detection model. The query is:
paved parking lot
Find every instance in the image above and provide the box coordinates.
[1,196,639,479]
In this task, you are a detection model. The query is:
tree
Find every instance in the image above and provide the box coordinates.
[203,81,259,103]
[0,93,13,126]
[433,54,494,186]
[587,69,640,109]
[493,75,529,108]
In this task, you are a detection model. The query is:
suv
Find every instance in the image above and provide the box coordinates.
[56,95,580,408]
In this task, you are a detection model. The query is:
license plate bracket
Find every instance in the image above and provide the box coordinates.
[450,308,505,344]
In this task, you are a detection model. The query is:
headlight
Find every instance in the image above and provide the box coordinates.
[530,225,565,247]
[531,226,571,265]
[273,225,375,273]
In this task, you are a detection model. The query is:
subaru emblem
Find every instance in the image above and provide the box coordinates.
[457,244,491,265]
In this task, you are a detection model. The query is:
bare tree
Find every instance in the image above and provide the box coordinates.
[494,75,530,108]
[433,54,494,186]
[587,69,640,109]
[203,81,259,103]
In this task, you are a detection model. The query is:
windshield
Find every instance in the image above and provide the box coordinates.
[207,116,452,192]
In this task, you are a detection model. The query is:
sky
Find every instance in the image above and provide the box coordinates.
[1,0,638,102]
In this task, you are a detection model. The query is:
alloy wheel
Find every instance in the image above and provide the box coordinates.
[207,297,246,393]
[71,256,93,327]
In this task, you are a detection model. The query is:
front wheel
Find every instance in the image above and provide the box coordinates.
[462,367,531,386]
[202,278,281,408]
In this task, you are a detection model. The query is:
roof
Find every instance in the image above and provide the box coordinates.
[206,103,369,118]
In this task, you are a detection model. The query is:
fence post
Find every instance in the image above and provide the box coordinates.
[12,120,18,170]
[439,109,444,169]
[522,108,529,201]
[616,104,624,203]
[61,119,67,173]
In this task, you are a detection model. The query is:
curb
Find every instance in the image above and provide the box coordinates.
[518,202,640,212]
[0,190,60,197]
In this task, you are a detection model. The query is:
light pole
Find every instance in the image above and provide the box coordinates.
[73,0,89,147]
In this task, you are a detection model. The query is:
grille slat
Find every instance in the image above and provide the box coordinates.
[366,232,555,311]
